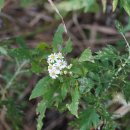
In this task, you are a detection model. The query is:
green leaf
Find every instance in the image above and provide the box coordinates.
[16,36,28,49]
[0,47,8,56]
[115,20,124,33]
[57,0,98,13]
[9,37,31,60]
[36,85,58,130]
[9,48,31,60]
[122,0,130,16]
[36,101,47,130]
[36,42,49,51]
[79,108,99,130]
[61,79,70,99]
[84,0,99,13]
[62,39,73,55]
[67,87,80,117]
[0,99,23,129]
[0,0,4,11]
[78,77,94,93]
[31,61,42,73]
[112,0,118,12]
[123,17,130,33]
[101,0,107,12]
[52,24,65,52]
[36,86,55,130]
[79,48,94,63]
[71,59,86,76]
[30,76,52,99]
[96,45,118,61]
[57,0,84,12]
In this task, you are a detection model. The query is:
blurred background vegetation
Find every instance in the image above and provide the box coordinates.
[0,0,130,130]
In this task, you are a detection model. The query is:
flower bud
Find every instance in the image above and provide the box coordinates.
[64,70,67,74]
[67,64,72,69]
[69,71,72,75]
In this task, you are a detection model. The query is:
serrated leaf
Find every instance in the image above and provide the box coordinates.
[36,101,47,130]
[36,86,55,130]
[79,108,99,130]
[112,0,118,12]
[0,0,4,11]
[79,48,94,63]
[52,24,65,52]
[96,45,117,61]
[67,87,80,117]
[30,76,51,99]
[36,85,58,130]
[62,39,72,55]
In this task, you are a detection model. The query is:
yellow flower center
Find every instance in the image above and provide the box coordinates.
[50,55,55,59]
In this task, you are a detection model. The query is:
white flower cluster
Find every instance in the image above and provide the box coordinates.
[47,52,72,79]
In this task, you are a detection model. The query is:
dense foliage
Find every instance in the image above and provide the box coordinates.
[29,23,130,130]
[1,0,130,130]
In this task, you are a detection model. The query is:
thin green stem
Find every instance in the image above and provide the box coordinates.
[48,0,67,33]
[5,60,28,89]
[120,32,130,55]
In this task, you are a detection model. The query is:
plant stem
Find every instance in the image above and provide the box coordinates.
[5,60,28,89]
[120,32,130,55]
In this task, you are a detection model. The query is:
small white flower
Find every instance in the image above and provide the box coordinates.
[47,52,72,79]
[62,61,67,69]
[48,53,57,63]
[49,70,58,79]
[64,70,67,74]
[67,64,72,69]
[57,52,64,59]
[60,71,63,75]
[54,66,61,74]
[48,65,54,73]
[69,71,72,75]
[56,60,67,69]
[47,58,51,64]
[48,65,60,74]
[48,64,53,70]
